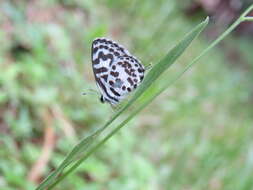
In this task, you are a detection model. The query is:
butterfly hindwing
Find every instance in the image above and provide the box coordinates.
[91,38,145,105]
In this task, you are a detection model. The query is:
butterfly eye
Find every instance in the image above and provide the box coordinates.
[100,96,105,103]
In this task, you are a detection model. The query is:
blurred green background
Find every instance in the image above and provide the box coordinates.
[0,0,253,189]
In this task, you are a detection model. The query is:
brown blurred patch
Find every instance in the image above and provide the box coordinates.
[26,1,64,23]
[185,0,253,35]
[28,109,56,184]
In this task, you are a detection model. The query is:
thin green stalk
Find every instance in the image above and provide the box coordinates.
[244,17,253,21]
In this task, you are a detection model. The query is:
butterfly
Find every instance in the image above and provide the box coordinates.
[91,37,145,105]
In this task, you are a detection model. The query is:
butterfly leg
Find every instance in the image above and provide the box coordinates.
[145,62,153,70]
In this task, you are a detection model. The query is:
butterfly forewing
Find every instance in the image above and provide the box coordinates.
[91,37,145,105]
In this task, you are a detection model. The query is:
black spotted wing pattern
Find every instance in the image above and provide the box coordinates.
[92,37,145,105]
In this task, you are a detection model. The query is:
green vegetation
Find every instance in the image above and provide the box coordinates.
[0,1,253,190]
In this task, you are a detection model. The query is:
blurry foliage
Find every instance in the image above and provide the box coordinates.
[0,0,253,190]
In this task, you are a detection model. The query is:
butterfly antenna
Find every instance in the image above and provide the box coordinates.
[82,89,100,96]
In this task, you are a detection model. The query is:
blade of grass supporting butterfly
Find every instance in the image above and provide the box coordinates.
[37,17,209,190]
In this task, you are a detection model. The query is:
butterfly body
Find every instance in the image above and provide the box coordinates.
[91,38,145,105]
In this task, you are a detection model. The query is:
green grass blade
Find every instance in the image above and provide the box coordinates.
[35,17,209,190]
